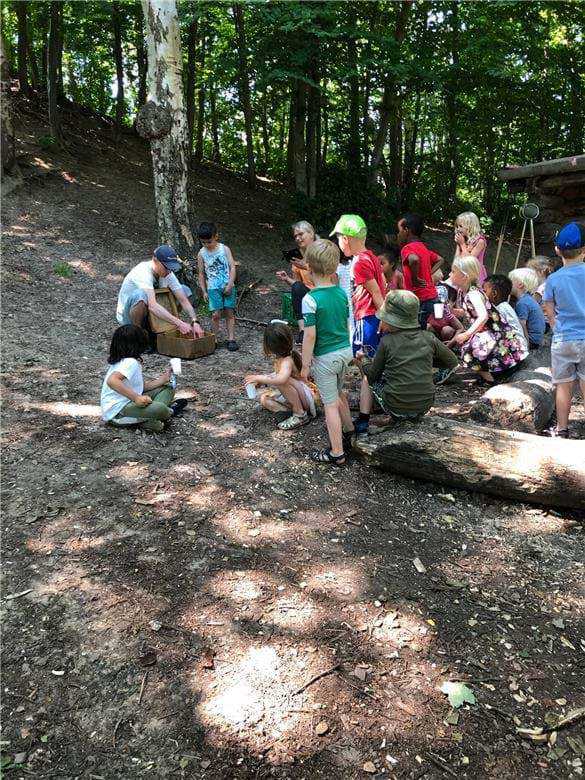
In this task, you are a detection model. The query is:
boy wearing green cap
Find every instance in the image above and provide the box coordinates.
[331,214,386,356]
[355,289,459,434]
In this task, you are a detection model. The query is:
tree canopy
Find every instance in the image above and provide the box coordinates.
[3,0,584,233]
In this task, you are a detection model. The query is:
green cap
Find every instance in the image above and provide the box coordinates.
[330,214,367,239]
[377,289,420,330]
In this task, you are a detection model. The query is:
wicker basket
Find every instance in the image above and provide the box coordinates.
[148,289,216,359]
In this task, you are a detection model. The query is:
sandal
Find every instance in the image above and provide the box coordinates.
[278,412,309,430]
[310,448,346,466]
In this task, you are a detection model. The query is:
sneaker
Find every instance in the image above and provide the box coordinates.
[353,417,369,436]
[434,366,457,385]
[546,426,569,439]
[227,340,239,352]
[170,398,189,417]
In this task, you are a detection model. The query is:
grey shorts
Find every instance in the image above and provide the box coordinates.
[311,347,353,405]
[117,285,192,325]
[551,339,585,384]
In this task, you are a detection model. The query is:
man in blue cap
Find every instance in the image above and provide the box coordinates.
[542,221,585,437]
[116,245,203,340]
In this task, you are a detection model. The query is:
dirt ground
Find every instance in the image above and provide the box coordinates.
[1,101,584,779]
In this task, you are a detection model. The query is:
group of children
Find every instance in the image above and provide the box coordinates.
[101,211,585,452]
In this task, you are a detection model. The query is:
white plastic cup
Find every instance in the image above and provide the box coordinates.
[245,383,257,400]
[434,303,444,319]
[270,319,288,325]
[170,358,182,375]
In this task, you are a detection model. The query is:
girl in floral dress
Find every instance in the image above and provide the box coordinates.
[449,256,528,384]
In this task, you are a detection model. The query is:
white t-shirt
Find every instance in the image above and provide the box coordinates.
[116,261,182,324]
[100,358,143,423]
[497,302,529,351]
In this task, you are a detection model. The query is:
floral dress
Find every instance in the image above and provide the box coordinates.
[461,286,528,374]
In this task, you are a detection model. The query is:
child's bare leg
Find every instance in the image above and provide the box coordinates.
[555,380,573,430]
[338,391,354,432]
[477,370,494,383]
[290,378,311,413]
[225,308,236,340]
[211,310,221,337]
[323,401,344,457]
[359,376,373,414]
[259,391,289,413]
[441,326,455,340]
[278,380,305,416]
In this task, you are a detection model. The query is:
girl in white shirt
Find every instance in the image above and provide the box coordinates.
[100,325,186,432]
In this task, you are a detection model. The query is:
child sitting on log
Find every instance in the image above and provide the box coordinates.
[244,322,317,430]
[508,267,546,349]
[353,289,459,435]
[425,281,465,345]
[483,274,529,353]
[542,221,585,438]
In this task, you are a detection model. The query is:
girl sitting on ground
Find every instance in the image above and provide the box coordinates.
[454,211,488,285]
[100,325,187,432]
[449,256,528,384]
[426,281,465,344]
[379,245,404,293]
[244,322,318,430]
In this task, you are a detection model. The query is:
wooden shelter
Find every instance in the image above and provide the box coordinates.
[498,155,585,254]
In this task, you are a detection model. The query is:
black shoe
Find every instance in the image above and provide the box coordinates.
[170,398,189,417]
[227,340,239,351]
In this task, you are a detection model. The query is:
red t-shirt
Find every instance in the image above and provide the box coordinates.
[401,241,439,302]
[351,249,386,320]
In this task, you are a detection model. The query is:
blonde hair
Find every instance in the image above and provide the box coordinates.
[509,267,539,294]
[305,238,340,276]
[452,255,481,285]
[455,212,482,240]
[526,255,552,281]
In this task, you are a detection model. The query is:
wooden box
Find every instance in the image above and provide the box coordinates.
[148,289,215,359]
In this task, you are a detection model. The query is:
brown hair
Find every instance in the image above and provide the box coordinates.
[263,323,302,371]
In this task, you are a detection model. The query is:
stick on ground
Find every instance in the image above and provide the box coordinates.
[293,663,341,696]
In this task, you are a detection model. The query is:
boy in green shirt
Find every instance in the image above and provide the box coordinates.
[355,289,459,434]
[301,239,355,465]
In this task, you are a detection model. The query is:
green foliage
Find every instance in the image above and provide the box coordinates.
[37,134,57,150]
[4,0,584,229]
[53,261,73,278]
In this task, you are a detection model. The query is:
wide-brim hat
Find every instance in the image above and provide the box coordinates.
[377,289,420,329]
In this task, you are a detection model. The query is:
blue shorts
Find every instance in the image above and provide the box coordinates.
[117,285,192,325]
[352,315,380,356]
[208,287,237,312]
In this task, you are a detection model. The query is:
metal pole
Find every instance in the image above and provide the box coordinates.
[529,218,536,257]
[514,219,527,269]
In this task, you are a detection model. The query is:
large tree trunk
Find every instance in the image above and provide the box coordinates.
[260,90,270,174]
[305,50,319,199]
[347,34,360,169]
[139,0,194,259]
[232,3,255,188]
[470,344,555,433]
[1,30,22,195]
[185,17,197,151]
[444,1,459,208]
[369,1,411,184]
[112,2,125,130]
[47,0,63,143]
[209,78,221,163]
[292,79,307,194]
[286,85,295,180]
[15,0,30,94]
[354,416,585,510]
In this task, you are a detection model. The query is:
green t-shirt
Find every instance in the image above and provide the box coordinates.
[363,329,459,413]
[302,285,350,357]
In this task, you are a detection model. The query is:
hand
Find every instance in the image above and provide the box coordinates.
[244,374,259,386]
[454,230,466,246]
[275,270,288,281]
[224,283,233,296]
[161,367,172,384]
[177,320,193,336]
[378,320,391,334]
[301,365,310,382]
[354,350,365,361]
[202,290,209,303]
[192,322,204,339]
[134,394,152,407]
[452,307,465,319]
[453,331,468,346]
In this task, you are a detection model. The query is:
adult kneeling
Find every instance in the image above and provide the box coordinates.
[116,245,204,342]
[276,221,317,343]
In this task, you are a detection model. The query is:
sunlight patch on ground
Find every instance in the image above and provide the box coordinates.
[303,562,369,601]
[68,259,96,277]
[22,401,101,418]
[267,591,321,631]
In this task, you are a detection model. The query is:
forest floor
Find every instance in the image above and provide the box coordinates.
[1,100,584,780]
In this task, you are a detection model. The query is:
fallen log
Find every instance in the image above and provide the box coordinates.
[470,345,554,433]
[353,415,585,509]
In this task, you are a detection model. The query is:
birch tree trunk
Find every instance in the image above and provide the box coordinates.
[47,0,63,143]
[139,0,194,258]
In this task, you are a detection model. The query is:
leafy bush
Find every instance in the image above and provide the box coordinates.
[37,135,58,150]
[53,261,73,278]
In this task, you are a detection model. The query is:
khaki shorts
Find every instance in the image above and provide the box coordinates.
[311,347,353,405]
[551,339,585,384]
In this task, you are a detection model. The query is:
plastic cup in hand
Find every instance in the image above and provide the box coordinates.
[434,303,444,319]
[170,358,182,375]
[245,383,257,400]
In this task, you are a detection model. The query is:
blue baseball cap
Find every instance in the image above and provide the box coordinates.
[154,244,181,271]
[555,222,585,251]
